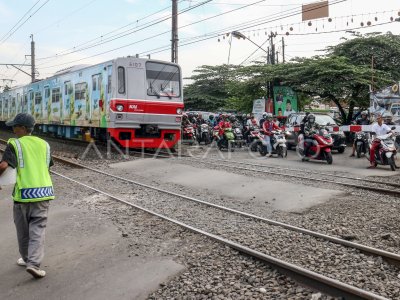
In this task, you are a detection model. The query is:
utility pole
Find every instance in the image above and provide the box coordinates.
[171,0,178,63]
[282,37,285,63]
[30,34,35,83]
[269,31,275,65]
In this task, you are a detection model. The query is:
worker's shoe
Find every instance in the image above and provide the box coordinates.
[26,266,46,279]
[17,258,26,266]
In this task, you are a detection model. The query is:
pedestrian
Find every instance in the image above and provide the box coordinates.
[0,113,54,279]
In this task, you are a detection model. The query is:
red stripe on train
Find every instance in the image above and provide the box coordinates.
[110,99,184,114]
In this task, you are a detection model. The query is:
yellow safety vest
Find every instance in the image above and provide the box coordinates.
[9,136,55,202]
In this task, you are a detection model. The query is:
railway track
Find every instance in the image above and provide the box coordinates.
[1,139,399,298]
[19,151,400,298]
[128,148,400,197]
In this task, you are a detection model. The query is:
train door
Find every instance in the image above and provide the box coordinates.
[43,86,50,122]
[3,96,9,120]
[10,96,16,118]
[63,81,72,124]
[101,65,112,127]
[29,90,34,115]
[0,97,3,120]
[22,93,27,113]
[16,93,21,114]
[91,74,101,126]
[34,91,43,121]
[51,87,61,123]
[73,82,88,126]
[125,66,145,122]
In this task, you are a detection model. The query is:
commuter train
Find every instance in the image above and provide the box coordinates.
[0,57,184,149]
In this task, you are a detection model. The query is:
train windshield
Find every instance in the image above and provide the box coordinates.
[146,62,180,99]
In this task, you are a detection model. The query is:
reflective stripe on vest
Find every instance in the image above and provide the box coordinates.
[9,136,54,202]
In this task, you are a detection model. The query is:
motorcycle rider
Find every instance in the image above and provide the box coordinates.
[303,113,320,161]
[349,110,370,157]
[368,113,393,168]
[208,114,217,127]
[182,113,191,127]
[262,113,282,157]
[259,112,268,128]
[383,112,395,126]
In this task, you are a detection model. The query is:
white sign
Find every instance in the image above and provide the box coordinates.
[252,98,265,122]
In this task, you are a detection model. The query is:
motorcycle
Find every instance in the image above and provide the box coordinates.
[297,128,333,164]
[366,131,398,171]
[354,131,369,158]
[182,125,196,145]
[247,126,261,151]
[216,127,235,151]
[257,130,288,158]
[232,126,245,148]
[197,123,211,145]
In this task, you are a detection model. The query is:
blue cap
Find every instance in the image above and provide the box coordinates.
[6,113,35,128]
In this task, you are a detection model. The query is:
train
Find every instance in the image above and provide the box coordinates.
[0,57,184,149]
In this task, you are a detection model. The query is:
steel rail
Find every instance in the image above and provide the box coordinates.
[47,155,400,266]
[52,170,389,300]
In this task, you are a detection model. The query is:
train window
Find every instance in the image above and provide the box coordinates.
[64,82,70,95]
[35,92,42,104]
[92,76,97,91]
[52,88,61,103]
[75,82,87,100]
[107,75,111,94]
[44,87,50,98]
[118,67,125,94]
[146,62,180,98]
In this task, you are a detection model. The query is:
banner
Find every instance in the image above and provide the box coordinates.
[273,86,298,117]
[369,83,400,124]
[252,98,265,121]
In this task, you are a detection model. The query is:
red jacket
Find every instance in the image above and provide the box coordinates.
[218,120,231,135]
[262,121,280,136]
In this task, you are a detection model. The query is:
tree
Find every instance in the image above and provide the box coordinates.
[183,65,238,111]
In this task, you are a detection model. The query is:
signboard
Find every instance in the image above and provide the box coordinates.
[302,1,329,21]
[252,98,265,121]
[273,86,298,117]
[370,83,400,124]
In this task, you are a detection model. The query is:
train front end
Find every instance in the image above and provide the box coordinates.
[108,58,183,149]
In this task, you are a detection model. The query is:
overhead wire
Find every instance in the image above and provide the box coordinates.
[0,0,41,43]
[38,0,348,72]
[36,0,202,62]
[0,0,51,46]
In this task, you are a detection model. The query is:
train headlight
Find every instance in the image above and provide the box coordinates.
[116,104,124,112]
[176,108,182,115]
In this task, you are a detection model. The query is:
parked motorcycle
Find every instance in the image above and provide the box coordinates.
[366,131,398,171]
[197,123,211,145]
[354,131,369,158]
[256,130,288,158]
[296,128,333,164]
[182,125,196,145]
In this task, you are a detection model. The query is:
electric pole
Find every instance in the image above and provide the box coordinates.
[282,37,285,63]
[171,0,178,63]
[30,34,35,83]
[269,31,275,65]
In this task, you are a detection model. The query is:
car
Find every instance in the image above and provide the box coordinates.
[284,112,346,153]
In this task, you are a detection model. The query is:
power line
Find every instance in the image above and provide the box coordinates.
[38,0,344,71]
[0,0,51,46]
[0,0,41,43]
[36,0,190,61]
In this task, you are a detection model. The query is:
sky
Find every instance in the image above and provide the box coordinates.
[0,0,399,88]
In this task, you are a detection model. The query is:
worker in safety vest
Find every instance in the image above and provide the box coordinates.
[0,113,54,279]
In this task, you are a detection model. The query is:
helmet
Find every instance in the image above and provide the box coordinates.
[229,115,236,122]
[193,112,199,118]
[262,112,267,118]
[307,113,316,124]
[246,114,251,119]
[266,113,272,120]
[361,110,368,117]
[187,112,193,117]
[383,112,393,123]
[182,113,188,119]
[242,114,246,119]
[198,113,202,119]
[209,114,214,120]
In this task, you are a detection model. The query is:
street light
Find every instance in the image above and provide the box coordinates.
[227,30,269,64]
